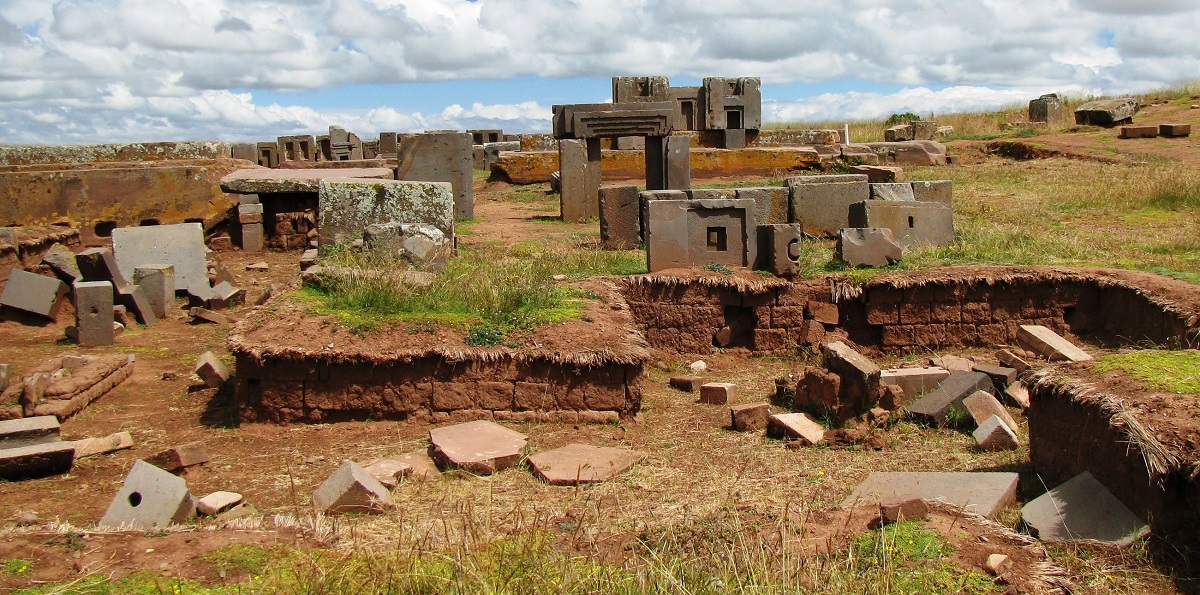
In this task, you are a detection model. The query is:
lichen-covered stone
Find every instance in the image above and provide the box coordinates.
[319,178,454,248]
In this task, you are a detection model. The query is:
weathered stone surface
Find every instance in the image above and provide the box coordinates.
[843,472,1019,518]
[767,412,825,445]
[0,441,74,480]
[736,187,790,227]
[836,228,902,268]
[313,460,393,514]
[984,553,1012,577]
[644,198,757,272]
[793,366,842,417]
[996,349,1031,373]
[2,270,66,320]
[910,180,953,205]
[494,147,822,185]
[41,245,81,284]
[1074,98,1139,126]
[220,167,393,194]
[699,382,735,405]
[848,201,954,249]
[67,431,134,458]
[884,124,913,142]
[869,183,915,202]
[527,443,646,486]
[194,352,230,388]
[361,458,412,489]
[822,341,880,418]
[880,496,929,524]
[395,132,474,220]
[848,165,904,183]
[75,247,129,289]
[1016,325,1092,362]
[1004,382,1031,409]
[190,307,233,324]
[319,178,454,248]
[664,135,691,190]
[669,376,703,392]
[396,449,440,479]
[1160,123,1191,138]
[973,364,1017,393]
[362,222,452,272]
[1029,93,1064,124]
[1021,471,1147,545]
[787,174,869,237]
[907,371,994,424]
[111,223,207,294]
[197,491,244,516]
[973,415,1019,451]
[99,460,196,528]
[559,139,600,223]
[880,367,950,401]
[757,223,802,276]
[133,265,175,320]
[0,416,60,448]
[599,185,643,249]
[1119,125,1158,139]
[429,420,527,475]
[116,284,158,326]
[145,441,210,473]
[730,403,770,432]
[962,390,1020,434]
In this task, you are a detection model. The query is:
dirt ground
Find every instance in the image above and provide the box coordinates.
[0,118,1198,591]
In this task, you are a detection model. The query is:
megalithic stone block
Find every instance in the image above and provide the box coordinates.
[116,284,158,326]
[907,371,994,424]
[1016,325,1093,362]
[73,281,115,347]
[836,228,903,268]
[0,442,76,480]
[133,264,175,320]
[313,460,393,514]
[193,352,230,388]
[1021,471,1147,545]
[99,459,196,528]
[559,139,600,223]
[42,244,81,284]
[664,135,691,190]
[787,174,870,237]
[598,185,642,249]
[145,441,211,473]
[76,247,130,290]
[241,224,264,253]
[111,223,208,294]
[0,415,60,448]
[1,269,67,319]
[757,224,802,276]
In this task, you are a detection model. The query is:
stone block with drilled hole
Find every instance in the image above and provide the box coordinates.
[973,415,1019,451]
[698,382,735,405]
[99,460,196,528]
[757,223,802,276]
[74,281,115,347]
[1016,324,1092,362]
[313,460,393,514]
[767,412,825,445]
[193,352,230,388]
[907,371,994,425]
[527,444,647,486]
[145,441,210,473]
[729,403,770,432]
[429,420,527,475]
[847,200,954,249]
[1,270,67,319]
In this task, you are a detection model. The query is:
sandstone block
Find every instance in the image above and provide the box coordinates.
[730,403,770,432]
[973,415,1019,451]
[429,420,527,475]
[1,270,66,319]
[313,460,393,514]
[668,376,703,392]
[194,352,230,388]
[767,412,825,445]
[527,444,646,486]
[145,441,210,473]
[1016,325,1092,362]
[836,228,902,268]
[822,341,880,418]
[1160,123,1191,138]
[197,491,244,516]
[880,367,949,401]
[699,383,735,405]
[962,390,1020,434]
[843,471,1018,518]
[880,496,929,524]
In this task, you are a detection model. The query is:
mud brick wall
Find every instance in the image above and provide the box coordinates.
[624,271,1199,355]
[236,354,642,423]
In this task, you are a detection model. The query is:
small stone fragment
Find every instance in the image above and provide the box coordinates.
[362,458,413,489]
[193,352,231,388]
[196,491,244,516]
[984,553,1012,577]
[880,496,928,524]
[689,360,707,373]
[313,460,392,514]
[698,382,735,405]
[190,307,234,324]
[245,262,269,272]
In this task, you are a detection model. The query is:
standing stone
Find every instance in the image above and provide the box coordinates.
[664,135,691,190]
[133,264,175,320]
[598,185,642,249]
[313,460,393,514]
[99,460,196,528]
[822,341,880,418]
[1021,471,1147,545]
[757,224,802,276]
[74,281,115,347]
[110,223,207,294]
[559,139,599,223]
[1,270,67,319]
[395,131,474,220]
[836,228,903,268]
[241,224,264,253]
[1029,93,1063,124]
[787,174,870,237]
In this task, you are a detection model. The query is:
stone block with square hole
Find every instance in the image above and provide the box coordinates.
[644,198,757,272]
[847,200,954,249]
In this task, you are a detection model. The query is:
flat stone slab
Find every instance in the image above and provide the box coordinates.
[907,371,994,424]
[111,223,208,293]
[395,449,440,479]
[220,167,394,194]
[527,444,646,486]
[1016,325,1093,362]
[429,420,528,475]
[0,441,75,481]
[1,269,66,318]
[0,415,61,448]
[1021,471,1147,545]
[842,471,1019,518]
[767,412,826,445]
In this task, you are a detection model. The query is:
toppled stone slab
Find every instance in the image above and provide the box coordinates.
[843,471,1019,518]
[190,307,234,324]
[75,247,129,289]
[1016,325,1092,362]
[669,376,703,392]
[111,223,208,294]
[973,364,1017,392]
[313,460,393,514]
[767,412,825,445]
[197,491,244,516]
[0,442,75,480]
[0,415,60,448]
[116,283,158,326]
[836,228,902,268]
[1,270,66,319]
[362,458,413,489]
[208,281,245,310]
[907,371,994,424]
[67,431,134,458]
[133,265,174,320]
[145,441,210,473]
[527,443,647,486]
[395,449,440,479]
[730,403,770,432]
[41,245,81,284]
[962,390,1020,435]
[996,349,1031,373]
[194,352,230,388]
[99,460,196,528]
[880,367,949,402]
[220,167,394,194]
[1074,98,1139,126]
[973,415,1019,451]
[699,382,735,405]
[1021,471,1147,545]
[1004,383,1031,409]
[429,420,528,475]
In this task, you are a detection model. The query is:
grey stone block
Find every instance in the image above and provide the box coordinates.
[869,183,915,201]
[736,187,790,226]
[599,185,642,249]
[319,178,454,249]
[664,135,690,190]
[194,352,230,388]
[395,132,474,220]
[1029,93,1063,124]
[822,341,881,417]
[0,415,60,448]
[836,228,902,268]
[208,281,245,310]
[787,175,870,237]
[0,441,75,480]
[559,139,599,223]
[973,415,1019,451]
[133,265,175,320]
[907,371,994,424]
[1,270,67,318]
[221,168,393,194]
[116,284,158,326]
[722,128,747,149]
[99,459,196,528]
[42,245,81,284]
[973,364,1018,392]
[76,247,130,290]
[843,471,1019,518]
[313,460,393,514]
[644,198,757,273]
[238,193,260,205]
[847,201,954,249]
[74,281,115,347]
[1021,471,1147,545]
[111,223,208,294]
[910,180,953,205]
[1074,98,1138,126]
[757,224,801,276]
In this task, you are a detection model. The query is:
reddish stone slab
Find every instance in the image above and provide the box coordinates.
[429,420,527,475]
[527,443,646,486]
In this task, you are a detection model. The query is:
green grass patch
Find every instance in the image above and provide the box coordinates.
[4,559,31,575]
[853,521,997,593]
[14,571,232,595]
[1093,350,1200,394]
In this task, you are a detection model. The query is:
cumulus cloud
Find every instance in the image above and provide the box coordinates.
[1,0,1198,142]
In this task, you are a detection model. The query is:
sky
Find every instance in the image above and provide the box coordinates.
[1,0,1197,145]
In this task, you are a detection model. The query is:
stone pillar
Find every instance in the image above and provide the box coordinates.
[665,135,691,190]
[559,139,600,222]
[644,136,666,191]
[75,281,115,347]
